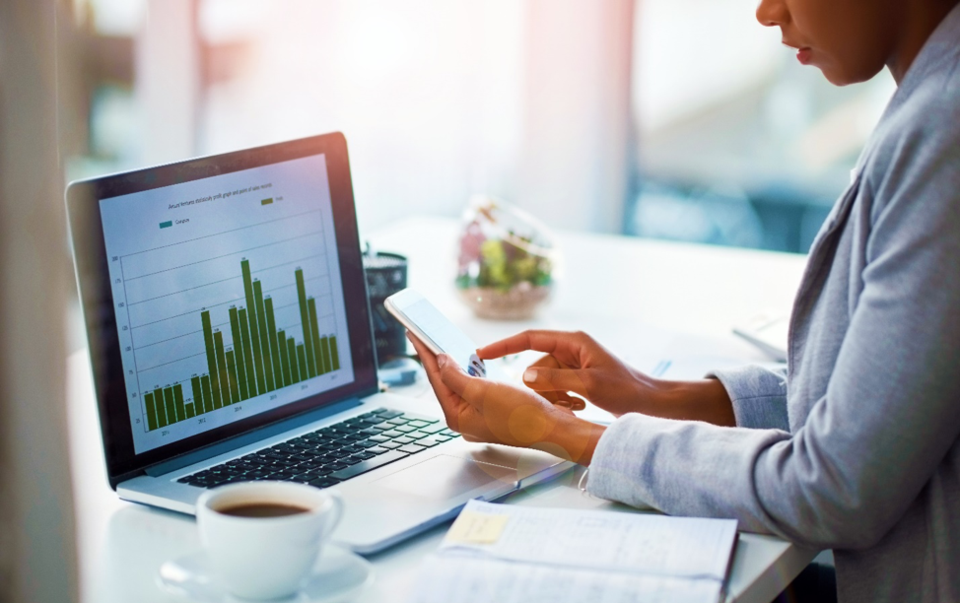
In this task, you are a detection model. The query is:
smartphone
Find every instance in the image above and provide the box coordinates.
[384,288,487,378]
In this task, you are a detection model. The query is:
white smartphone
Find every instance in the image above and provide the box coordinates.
[383,288,486,378]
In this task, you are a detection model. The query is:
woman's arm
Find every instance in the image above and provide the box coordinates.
[409,334,742,465]
[591,119,960,549]
[642,378,737,426]
[478,329,737,426]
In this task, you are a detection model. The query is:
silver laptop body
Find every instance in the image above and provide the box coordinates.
[66,133,570,554]
[119,392,570,553]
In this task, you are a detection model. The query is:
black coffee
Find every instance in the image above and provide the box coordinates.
[218,503,310,518]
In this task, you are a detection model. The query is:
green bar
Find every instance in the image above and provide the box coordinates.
[329,335,340,370]
[201,311,223,409]
[242,261,266,395]
[226,350,240,403]
[185,403,196,419]
[174,384,186,422]
[295,270,317,378]
[253,280,275,391]
[190,377,204,416]
[308,298,326,375]
[201,375,213,413]
[297,344,308,383]
[277,329,292,387]
[265,296,283,386]
[238,308,257,399]
[287,338,300,383]
[320,336,332,373]
[163,387,177,424]
[145,393,159,431]
[261,198,273,205]
[159,220,173,229]
[214,331,229,408]
[154,388,167,427]
[229,307,249,401]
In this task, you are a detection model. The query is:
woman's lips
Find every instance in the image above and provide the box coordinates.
[796,48,813,65]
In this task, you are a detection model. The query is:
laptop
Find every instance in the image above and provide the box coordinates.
[66,132,571,553]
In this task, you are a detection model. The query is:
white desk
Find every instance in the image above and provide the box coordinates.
[68,217,815,603]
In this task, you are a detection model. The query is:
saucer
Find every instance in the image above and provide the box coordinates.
[157,545,373,603]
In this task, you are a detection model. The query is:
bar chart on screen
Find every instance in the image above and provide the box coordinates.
[118,210,345,434]
[99,153,353,452]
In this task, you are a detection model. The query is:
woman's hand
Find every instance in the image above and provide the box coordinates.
[479,330,660,417]
[479,330,737,426]
[408,333,605,464]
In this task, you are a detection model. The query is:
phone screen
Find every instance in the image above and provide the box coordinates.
[398,298,486,378]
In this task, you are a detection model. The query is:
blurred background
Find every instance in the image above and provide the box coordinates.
[66,0,894,254]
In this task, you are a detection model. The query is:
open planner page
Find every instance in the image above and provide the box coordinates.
[411,556,725,603]
[408,500,738,603]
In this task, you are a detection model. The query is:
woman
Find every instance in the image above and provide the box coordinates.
[409,0,960,601]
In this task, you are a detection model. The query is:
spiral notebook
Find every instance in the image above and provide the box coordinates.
[408,500,739,603]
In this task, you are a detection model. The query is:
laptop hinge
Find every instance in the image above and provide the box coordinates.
[145,398,364,477]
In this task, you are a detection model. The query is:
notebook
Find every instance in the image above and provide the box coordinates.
[408,500,739,603]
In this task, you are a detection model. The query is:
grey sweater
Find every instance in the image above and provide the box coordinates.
[587,6,960,602]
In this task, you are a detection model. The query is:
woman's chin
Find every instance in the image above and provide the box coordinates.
[817,60,886,87]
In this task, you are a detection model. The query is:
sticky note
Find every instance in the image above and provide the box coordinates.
[446,510,509,544]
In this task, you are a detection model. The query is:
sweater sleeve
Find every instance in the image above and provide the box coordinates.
[587,112,960,550]
[709,365,789,431]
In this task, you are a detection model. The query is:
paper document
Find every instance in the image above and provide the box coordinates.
[441,500,737,578]
[413,556,724,603]
[408,500,738,603]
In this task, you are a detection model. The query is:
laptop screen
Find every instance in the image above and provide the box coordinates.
[98,153,356,455]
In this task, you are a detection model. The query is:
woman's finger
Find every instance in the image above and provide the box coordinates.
[436,354,473,396]
[407,333,460,429]
[566,393,587,411]
[553,394,587,411]
[529,354,569,370]
[477,330,585,364]
[541,393,585,412]
[408,331,437,370]
[437,354,488,409]
[522,365,590,397]
[525,356,585,409]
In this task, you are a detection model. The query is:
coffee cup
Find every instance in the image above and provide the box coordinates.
[196,481,344,600]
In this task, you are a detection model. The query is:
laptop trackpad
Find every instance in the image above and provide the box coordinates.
[373,454,517,502]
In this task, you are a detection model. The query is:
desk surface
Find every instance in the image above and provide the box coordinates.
[68,217,814,603]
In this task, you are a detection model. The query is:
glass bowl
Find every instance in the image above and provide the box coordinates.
[455,196,558,320]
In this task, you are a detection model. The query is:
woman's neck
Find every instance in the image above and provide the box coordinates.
[888,0,959,84]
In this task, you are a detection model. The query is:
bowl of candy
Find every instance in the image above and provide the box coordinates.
[455,196,557,320]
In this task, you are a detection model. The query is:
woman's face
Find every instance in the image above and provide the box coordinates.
[756,0,898,85]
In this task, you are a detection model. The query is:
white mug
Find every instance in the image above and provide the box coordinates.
[196,481,344,600]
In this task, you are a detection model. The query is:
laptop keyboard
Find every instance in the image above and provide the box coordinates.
[177,408,460,490]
